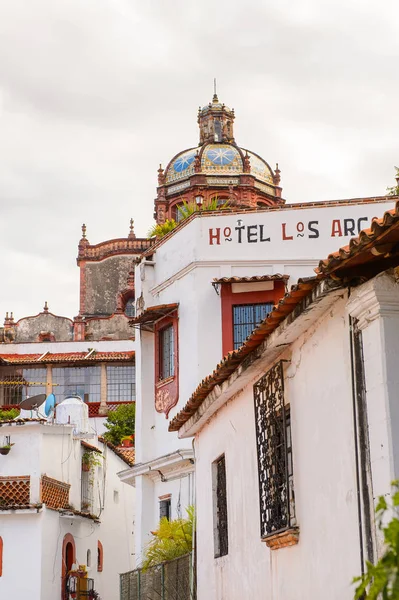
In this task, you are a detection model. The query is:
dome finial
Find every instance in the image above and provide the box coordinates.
[128,218,136,239]
[213,77,218,103]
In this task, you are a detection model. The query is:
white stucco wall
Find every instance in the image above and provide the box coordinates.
[0,422,135,600]
[194,295,362,600]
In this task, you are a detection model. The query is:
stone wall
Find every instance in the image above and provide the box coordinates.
[83,255,135,316]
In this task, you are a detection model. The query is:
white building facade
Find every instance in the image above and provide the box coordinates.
[170,202,399,600]
[121,197,395,567]
[0,398,135,600]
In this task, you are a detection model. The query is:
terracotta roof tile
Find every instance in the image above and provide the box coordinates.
[98,437,135,466]
[0,351,135,365]
[129,304,178,331]
[213,274,289,284]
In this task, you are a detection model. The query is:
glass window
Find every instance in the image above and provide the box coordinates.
[159,325,174,381]
[233,303,273,350]
[212,455,228,558]
[0,367,46,406]
[107,366,135,402]
[159,498,171,521]
[52,367,101,403]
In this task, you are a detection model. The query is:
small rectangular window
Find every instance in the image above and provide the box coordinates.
[159,497,171,521]
[212,455,228,558]
[233,303,273,349]
[159,325,174,381]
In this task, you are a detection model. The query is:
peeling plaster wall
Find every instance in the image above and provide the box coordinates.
[85,314,134,341]
[15,313,73,342]
[195,295,361,600]
[84,256,135,316]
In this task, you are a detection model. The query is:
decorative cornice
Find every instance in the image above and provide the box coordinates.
[347,270,399,330]
[77,237,152,264]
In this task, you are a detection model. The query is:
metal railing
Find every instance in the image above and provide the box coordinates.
[120,553,195,600]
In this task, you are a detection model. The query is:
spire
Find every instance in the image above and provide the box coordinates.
[213,78,218,103]
[158,164,165,186]
[128,218,136,240]
[273,163,281,186]
[81,223,87,239]
[43,301,49,313]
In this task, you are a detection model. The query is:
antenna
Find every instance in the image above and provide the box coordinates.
[19,394,46,411]
[44,393,56,418]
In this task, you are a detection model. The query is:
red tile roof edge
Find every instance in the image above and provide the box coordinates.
[0,351,135,365]
[317,199,399,274]
[213,274,290,284]
[98,436,135,467]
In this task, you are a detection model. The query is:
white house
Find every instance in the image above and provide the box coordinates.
[169,200,399,600]
[120,195,395,568]
[0,396,135,600]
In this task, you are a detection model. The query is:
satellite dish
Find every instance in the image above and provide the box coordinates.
[44,394,56,417]
[19,394,46,411]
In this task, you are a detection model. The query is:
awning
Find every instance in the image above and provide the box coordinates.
[129,303,178,332]
[212,274,289,294]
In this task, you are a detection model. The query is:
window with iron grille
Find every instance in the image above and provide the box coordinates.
[0,367,46,406]
[159,497,171,521]
[106,366,135,401]
[159,325,174,381]
[52,367,101,403]
[233,303,273,349]
[254,361,295,538]
[212,455,228,558]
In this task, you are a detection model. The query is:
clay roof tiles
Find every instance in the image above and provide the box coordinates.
[0,351,135,365]
[212,274,289,284]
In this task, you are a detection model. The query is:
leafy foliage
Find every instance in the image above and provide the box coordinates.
[142,506,195,571]
[103,403,135,446]
[387,167,399,196]
[353,481,399,599]
[177,197,229,220]
[148,219,177,238]
[0,408,20,421]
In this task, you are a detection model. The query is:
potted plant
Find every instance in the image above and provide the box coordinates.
[121,435,134,448]
[82,451,102,472]
[0,443,14,456]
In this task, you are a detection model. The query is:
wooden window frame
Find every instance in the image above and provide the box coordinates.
[154,312,179,417]
[97,541,104,572]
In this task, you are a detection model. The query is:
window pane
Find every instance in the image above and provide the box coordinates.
[0,367,46,406]
[159,325,174,380]
[125,298,135,318]
[233,303,273,350]
[52,367,101,403]
[107,366,135,402]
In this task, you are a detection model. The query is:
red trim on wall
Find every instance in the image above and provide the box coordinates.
[154,312,179,418]
[221,282,286,355]
[0,536,3,577]
[79,261,87,315]
[61,533,76,599]
[97,540,104,572]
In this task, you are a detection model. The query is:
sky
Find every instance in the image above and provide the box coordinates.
[0,0,398,320]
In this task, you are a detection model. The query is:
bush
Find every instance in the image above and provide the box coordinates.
[0,408,20,421]
[102,403,135,446]
[148,219,177,239]
[142,506,195,570]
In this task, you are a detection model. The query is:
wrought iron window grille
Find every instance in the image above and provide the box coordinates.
[212,455,228,558]
[254,360,296,539]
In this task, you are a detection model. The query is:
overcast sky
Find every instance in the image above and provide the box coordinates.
[0,0,398,320]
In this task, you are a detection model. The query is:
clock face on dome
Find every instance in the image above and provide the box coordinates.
[173,151,196,173]
[206,146,236,166]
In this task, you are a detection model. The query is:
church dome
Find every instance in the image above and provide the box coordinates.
[164,144,274,185]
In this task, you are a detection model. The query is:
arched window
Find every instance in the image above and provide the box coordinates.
[62,534,76,599]
[125,298,135,318]
[97,541,104,572]
[0,536,3,577]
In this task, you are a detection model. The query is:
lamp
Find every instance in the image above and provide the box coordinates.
[195,194,204,209]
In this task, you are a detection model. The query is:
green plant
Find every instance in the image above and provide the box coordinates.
[177,196,230,220]
[103,403,136,446]
[0,443,14,450]
[387,167,399,196]
[142,505,195,570]
[353,481,399,598]
[82,451,102,469]
[0,408,20,421]
[148,219,177,239]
